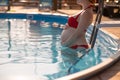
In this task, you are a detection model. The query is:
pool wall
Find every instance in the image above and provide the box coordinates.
[0,13,68,24]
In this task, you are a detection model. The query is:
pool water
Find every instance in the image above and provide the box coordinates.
[0,15,118,80]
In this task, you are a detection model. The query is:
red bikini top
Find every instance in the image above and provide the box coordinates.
[67,5,93,29]
[67,13,80,28]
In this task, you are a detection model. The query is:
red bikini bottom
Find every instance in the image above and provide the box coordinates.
[70,45,89,49]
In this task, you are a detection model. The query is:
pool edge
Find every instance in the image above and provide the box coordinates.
[56,29,120,80]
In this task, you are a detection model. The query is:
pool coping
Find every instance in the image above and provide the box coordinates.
[56,51,120,80]
[56,28,120,80]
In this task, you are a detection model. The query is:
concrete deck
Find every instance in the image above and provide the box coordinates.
[0,6,120,80]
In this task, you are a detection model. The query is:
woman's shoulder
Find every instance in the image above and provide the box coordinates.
[78,10,93,24]
[80,10,93,18]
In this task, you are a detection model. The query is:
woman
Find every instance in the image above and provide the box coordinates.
[61,0,96,49]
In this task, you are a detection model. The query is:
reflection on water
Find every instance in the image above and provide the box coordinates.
[0,19,118,80]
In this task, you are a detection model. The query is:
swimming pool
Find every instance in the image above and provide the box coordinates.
[0,13,119,80]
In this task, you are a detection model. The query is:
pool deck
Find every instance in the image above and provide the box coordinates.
[0,6,120,80]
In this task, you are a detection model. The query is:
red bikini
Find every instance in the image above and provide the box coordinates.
[67,13,80,29]
[67,5,93,49]
[70,45,89,49]
[67,5,93,29]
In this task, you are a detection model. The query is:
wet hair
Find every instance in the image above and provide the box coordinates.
[89,0,96,4]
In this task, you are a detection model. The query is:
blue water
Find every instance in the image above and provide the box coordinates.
[0,14,119,80]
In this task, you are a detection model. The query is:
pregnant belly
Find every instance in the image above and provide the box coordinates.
[61,28,75,43]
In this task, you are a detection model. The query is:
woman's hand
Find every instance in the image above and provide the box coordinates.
[63,23,70,29]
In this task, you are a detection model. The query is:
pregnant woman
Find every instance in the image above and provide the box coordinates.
[61,0,96,49]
